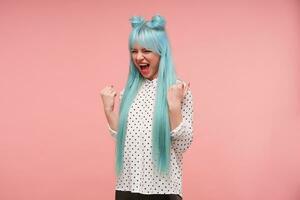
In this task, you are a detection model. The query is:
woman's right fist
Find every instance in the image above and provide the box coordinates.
[100,85,117,112]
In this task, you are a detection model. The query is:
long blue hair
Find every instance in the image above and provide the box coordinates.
[115,14,178,177]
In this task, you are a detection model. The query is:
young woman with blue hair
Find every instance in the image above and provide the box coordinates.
[100,14,194,200]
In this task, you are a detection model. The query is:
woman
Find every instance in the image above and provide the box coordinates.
[100,14,194,200]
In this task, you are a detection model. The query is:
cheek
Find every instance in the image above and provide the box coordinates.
[154,56,160,66]
[131,54,136,61]
[154,58,160,69]
[132,57,138,66]
[149,56,160,66]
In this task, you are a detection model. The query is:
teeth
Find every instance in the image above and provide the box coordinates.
[139,64,149,69]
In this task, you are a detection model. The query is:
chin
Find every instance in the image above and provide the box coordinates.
[146,74,153,79]
[140,72,152,78]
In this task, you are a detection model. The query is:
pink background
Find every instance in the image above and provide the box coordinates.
[0,1,299,200]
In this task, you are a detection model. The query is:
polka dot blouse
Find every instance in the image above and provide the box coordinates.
[107,77,194,197]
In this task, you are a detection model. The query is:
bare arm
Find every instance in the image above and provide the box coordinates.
[104,109,119,133]
[100,85,124,137]
[167,81,194,154]
[169,106,182,131]
[167,81,189,132]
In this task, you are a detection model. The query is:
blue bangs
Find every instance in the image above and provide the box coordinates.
[129,25,166,55]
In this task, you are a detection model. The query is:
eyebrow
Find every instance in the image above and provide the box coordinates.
[131,48,149,50]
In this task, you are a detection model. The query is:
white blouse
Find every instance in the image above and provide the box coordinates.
[107,77,194,197]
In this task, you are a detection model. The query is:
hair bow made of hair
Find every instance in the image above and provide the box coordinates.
[130,14,165,30]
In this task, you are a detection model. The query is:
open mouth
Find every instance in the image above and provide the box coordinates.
[139,63,150,74]
[139,63,150,69]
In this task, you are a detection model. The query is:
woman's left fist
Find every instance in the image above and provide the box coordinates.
[167,81,190,110]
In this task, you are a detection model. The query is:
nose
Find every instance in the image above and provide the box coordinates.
[136,51,144,61]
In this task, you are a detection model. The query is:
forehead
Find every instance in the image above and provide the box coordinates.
[129,30,160,54]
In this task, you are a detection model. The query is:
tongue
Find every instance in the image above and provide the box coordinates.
[141,66,150,75]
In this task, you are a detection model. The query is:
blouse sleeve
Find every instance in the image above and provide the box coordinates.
[170,87,194,154]
[107,89,124,138]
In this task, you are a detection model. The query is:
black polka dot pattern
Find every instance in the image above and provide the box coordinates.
[107,77,194,197]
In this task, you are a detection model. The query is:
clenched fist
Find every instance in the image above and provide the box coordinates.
[100,85,118,112]
[167,81,190,110]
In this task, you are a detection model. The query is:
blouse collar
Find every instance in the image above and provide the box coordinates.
[144,77,158,86]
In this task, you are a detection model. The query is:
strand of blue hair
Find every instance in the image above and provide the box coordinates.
[115,18,178,177]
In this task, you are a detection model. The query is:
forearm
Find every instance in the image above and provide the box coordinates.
[168,106,182,131]
[104,109,119,132]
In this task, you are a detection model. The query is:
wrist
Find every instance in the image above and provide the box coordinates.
[168,104,181,112]
[104,107,114,113]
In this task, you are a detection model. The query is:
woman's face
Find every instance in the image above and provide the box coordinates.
[131,43,160,80]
